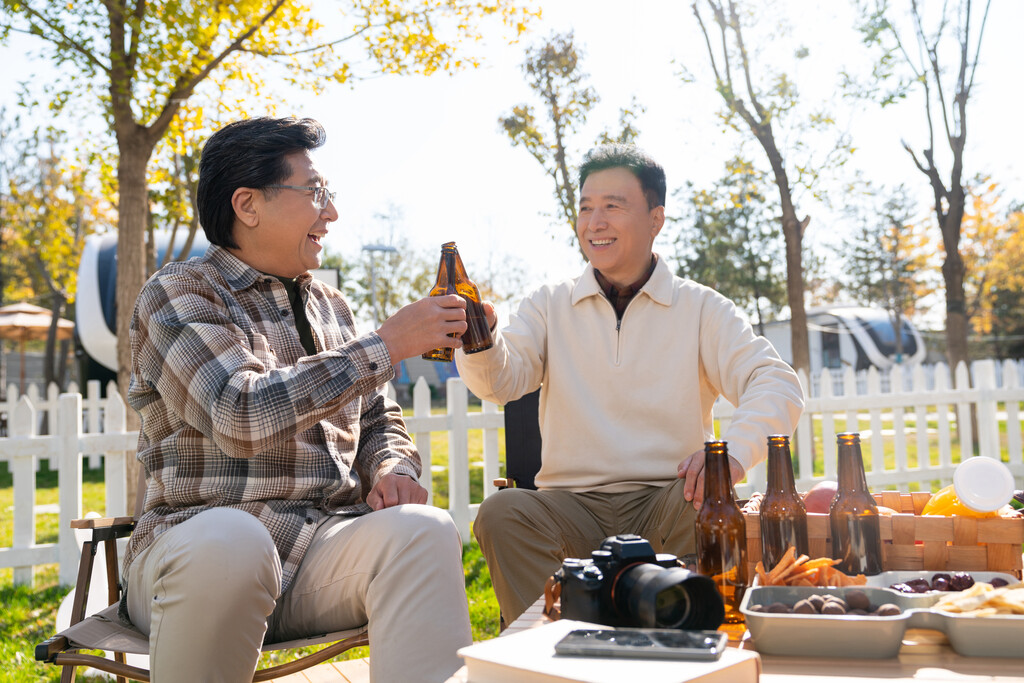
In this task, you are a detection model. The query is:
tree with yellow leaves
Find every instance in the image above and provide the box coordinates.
[500,31,645,260]
[961,182,1024,358]
[1,117,115,389]
[0,0,536,511]
[0,0,537,388]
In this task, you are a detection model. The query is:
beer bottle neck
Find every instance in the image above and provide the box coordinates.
[451,249,471,284]
[430,248,454,288]
[443,252,456,287]
[703,441,734,500]
[766,437,797,495]
[836,435,870,493]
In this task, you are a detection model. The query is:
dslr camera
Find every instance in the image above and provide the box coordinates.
[553,534,724,630]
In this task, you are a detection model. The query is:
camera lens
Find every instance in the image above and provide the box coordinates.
[654,583,690,626]
[616,564,724,630]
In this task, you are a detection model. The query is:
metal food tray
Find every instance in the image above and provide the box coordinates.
[741,584,1024,659]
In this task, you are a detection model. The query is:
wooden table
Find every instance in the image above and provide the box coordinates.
[447,597,1024,682]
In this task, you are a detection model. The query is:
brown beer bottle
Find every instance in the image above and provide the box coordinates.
[829,432,883,576]
[695,440,748,624]
[422,242,493,361]
[760,435,809,570]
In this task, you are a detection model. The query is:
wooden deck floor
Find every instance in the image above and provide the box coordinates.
[267,656,370,682]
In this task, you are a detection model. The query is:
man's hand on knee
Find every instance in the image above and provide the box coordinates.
[367,473,428,510]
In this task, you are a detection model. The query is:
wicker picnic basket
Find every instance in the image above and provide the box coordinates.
[743,491,1024,580]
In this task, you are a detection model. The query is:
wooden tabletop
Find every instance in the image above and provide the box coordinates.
[447,597,1024,682]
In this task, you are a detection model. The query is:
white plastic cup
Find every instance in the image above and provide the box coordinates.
[953,457,1015,513]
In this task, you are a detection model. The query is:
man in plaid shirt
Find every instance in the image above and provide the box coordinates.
[122,117,472,682]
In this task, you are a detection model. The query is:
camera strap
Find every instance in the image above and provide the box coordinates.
[543,575,562,621]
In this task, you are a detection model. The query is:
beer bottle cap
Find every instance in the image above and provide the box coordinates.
[953,457,1014,512]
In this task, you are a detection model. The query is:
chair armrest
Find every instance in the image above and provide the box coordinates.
[71,516,136,542]
[493,478,513,489]
[71,515,136,529]
[35,635,71,663]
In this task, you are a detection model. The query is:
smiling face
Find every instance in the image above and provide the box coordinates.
[228,150,337,278]
[576,166,665,288]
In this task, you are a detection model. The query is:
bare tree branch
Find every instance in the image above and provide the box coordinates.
[241,22,377,57]
[691,2,723,84]
[965,0,992,93]
[727,0,768,123]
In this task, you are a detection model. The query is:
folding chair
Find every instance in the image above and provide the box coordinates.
[35,471,369,683]
[494,387,542,490]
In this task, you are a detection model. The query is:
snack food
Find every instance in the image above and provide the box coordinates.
[754,546,868,587]
[932,581,1024,617]
[746,590,901,617]
[740,492,763,514]
[887,571,995,593]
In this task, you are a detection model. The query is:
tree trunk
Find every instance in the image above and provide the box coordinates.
[940,208,970,372]
[780,207,810,376]
[116,132,152,515]
[890,310,904,363]
[43,296,65,388]
[760,133,811,375]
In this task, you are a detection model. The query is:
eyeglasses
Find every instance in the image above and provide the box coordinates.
[265,184,337,209]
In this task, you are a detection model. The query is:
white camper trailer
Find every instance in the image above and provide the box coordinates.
[761,305,925,374]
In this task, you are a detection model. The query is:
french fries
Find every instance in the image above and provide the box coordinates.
[755,546,868,587]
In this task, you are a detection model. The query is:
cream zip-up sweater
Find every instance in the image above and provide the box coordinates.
[456,257,804,492]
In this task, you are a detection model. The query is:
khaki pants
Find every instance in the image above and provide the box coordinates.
[126,505,472,683]
[473,478,697,624]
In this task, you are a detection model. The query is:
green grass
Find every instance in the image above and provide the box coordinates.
[0,563,108,683]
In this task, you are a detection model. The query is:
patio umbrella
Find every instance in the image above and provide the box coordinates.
[0,302,75,394]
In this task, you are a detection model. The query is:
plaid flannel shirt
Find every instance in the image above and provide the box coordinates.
[122,245,420,593]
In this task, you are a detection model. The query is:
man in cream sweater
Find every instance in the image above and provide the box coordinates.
[456,144,804,625]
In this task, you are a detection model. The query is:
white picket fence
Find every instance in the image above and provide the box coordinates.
[1,360,1022,587]
[0,380,110,468]
[0,381,131,587]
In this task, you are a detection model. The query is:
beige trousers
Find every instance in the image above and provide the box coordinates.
[473,478,697,624]
[126,505,472,683]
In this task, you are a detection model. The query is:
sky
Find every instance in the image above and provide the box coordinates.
[2,0,1021,327]
[289,0,1023,308]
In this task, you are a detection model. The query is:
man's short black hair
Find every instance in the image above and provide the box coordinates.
[197,117,327,249]
[578,144,666,210]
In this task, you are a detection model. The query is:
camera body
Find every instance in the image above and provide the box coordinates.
[555,534,724,630]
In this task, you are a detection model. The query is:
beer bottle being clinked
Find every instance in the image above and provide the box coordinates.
[422,241,493,362]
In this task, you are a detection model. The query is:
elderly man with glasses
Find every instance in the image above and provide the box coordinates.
[121,116,473,682]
